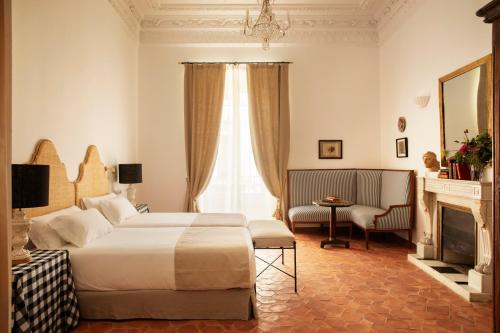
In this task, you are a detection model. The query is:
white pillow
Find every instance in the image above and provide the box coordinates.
[100,197,139,225]
[49,208,113,247]
[29,206,81,249]
[81,193,116,212]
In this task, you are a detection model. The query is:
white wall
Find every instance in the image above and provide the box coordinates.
[12,0,138,181]
[379,0,491,242]
[138,44,380,211]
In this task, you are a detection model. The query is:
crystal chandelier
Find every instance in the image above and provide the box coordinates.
[244,0,290,50]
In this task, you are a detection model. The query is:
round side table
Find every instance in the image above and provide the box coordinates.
[313,199,354,248]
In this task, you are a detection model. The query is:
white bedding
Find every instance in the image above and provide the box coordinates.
[64,228,183,291]
[118,212,247,228]
[64,227,255,292]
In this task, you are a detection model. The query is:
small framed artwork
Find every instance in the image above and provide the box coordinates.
[396,137,408,158]
[319,140,343,159]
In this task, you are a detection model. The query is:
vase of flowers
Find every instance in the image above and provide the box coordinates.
[454,129,492,181]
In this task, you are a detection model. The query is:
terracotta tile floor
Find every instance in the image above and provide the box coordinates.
[73,229,493,333]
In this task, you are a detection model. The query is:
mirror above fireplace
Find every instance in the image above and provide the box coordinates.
[439,55,492,166]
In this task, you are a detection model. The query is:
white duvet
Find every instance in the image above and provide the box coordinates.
[64,227,255,292]
[118,212,247,228]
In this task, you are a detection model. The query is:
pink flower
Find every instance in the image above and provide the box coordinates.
[459,144,469,153]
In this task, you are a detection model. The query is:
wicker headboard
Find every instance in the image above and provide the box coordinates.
[26,140,75,218]
[75,145,111,208]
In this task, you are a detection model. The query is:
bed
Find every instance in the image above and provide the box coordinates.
[117,212,247,228]
[75,145,248,228]
[27,140,257,320]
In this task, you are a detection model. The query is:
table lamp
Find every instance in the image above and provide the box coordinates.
[12,164,50,264]
[118,164,142,205]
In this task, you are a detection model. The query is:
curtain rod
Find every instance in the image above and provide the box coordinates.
[179,61,292,65]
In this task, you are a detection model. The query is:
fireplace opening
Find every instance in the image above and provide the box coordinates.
[440,205,476,268]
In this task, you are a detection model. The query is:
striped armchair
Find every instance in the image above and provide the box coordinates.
[287,169,415,249]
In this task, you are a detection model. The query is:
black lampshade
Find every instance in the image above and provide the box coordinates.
[12,164,50,209]
[119,164,142,184]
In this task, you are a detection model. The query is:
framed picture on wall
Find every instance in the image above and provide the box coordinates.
[396,137,408,158]
[318,140,343,159]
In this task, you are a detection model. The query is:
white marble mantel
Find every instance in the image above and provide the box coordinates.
[415,176,493,297]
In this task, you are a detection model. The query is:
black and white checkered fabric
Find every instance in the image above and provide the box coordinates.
[12,250,80,333]
[135,203,149,214]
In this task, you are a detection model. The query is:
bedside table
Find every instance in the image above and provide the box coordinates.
[11,250,79,333]
[135,203,149,213]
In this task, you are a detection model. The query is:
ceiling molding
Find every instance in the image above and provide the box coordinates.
[376,0,418,43]
[108,0,142,38]
[140,29,378,45]
[375,0,413,31]
[108,0,416,45]
[141,15,377,30]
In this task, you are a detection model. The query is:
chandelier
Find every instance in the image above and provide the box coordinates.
[243,0,290,50]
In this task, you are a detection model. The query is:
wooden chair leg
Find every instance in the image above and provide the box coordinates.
[349,223,353,239]
[292,222,296,233]
[408,229,413,249]
[365,230,370,250]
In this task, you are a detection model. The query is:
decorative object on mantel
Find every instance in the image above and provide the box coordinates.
[11,164,50,265]
[397,116,406,132]
[243,0,290,50]
[452,129,492,181]
[437,168,449,179]
[422,151,440,172]
[396,137,408,158]
[414,93,431,108]
[318,140,342,159]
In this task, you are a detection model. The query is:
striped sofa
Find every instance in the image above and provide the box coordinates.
[287,169,415,249]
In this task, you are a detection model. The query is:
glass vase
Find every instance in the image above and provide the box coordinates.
[470,165,483,181]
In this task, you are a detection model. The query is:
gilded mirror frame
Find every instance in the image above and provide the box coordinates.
[439,54,492,166]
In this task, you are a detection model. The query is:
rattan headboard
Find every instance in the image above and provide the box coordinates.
[75,145,111,208]
[26,140,76,218]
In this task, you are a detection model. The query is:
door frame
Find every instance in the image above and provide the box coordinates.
[0,0,11,331]
[477,1,500,331]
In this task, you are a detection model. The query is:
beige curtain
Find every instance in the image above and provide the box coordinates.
[247,64,290,220]
[184,64,226,212]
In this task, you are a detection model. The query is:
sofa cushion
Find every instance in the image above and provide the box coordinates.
[288,169,357,207]
[289,205,352,223]
[350,205,385,229]
[380,171,411,210]
[356,170,382,207]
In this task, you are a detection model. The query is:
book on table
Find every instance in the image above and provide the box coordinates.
[322,196,340,203]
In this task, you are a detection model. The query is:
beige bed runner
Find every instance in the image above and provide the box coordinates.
[175,227,256,290]
[191,213,247,227]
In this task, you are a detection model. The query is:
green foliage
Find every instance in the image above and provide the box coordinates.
[453,129,492,173]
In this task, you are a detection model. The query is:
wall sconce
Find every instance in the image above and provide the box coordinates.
[414,93,430,108]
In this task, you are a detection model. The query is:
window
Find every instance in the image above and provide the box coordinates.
[198,65,275,220]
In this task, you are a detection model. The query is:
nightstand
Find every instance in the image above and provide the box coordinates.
[12,250,79,333]
[135,203,149,213]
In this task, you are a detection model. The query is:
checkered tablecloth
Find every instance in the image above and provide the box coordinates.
[12,250,80,333]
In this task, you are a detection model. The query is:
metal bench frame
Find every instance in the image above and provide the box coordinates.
[253,241,297,293]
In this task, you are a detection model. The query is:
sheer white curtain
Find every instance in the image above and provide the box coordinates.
[198,65,275,220]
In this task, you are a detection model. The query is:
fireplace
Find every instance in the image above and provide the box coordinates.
[408,177,493,301]
[438,204,476,269]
